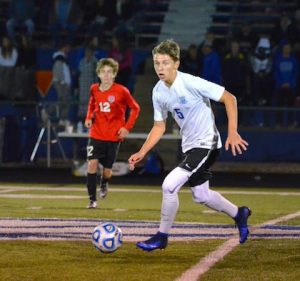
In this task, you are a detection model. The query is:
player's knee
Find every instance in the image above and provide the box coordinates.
[88,160,98,173]
[191,186,211,204]
[162,175,182,194]
[103,168,112,179]
[161,167,190,194]
[162,178,173,194]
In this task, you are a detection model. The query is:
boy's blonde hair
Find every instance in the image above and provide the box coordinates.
[152,39,180,62]
[96,58,119,75]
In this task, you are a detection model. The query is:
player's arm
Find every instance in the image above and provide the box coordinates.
[85,88,96,128]
[121,92,140,131]
[118,88,141,139]
[128,121,166,170]
[219,90,248,156]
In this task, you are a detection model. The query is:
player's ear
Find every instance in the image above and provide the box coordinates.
[175,60,180,69]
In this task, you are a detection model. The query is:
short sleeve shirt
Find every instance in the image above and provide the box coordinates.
[152,71,224,153]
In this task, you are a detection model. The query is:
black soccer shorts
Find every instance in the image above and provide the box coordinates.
[87,138,121,169]
[178,148,221,186]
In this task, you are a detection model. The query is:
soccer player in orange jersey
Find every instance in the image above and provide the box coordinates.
[85,58,140,208]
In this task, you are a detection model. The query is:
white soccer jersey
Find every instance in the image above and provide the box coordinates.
[152,71,224,153]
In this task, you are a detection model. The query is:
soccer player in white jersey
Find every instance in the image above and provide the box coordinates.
[128,39,251,251]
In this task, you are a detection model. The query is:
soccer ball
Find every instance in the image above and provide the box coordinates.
[92,222,123,253]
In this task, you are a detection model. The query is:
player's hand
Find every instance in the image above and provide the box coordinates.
[117,127,129,139]
[85,119,92,128]
[128,151,146,171]
[225,132,248,156]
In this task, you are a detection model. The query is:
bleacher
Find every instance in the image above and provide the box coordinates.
[133,0,170,48]
[210,0,298,41]
[0,0,171,49]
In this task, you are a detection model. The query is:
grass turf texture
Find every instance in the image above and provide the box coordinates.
[0,240,299,281]
[201,239,300,281]
[0,185,299,225]
[0,184,299,280]
[0,240,222,281]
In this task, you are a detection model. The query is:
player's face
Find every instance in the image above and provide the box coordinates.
[98,65,116,85]
[153,54,179,87]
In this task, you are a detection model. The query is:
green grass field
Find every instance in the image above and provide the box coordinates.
[0,183,299,281]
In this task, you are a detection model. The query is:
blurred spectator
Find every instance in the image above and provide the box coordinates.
[15,35,36,102]
[200,40,222,85]
[85,0,116,40]
[48,0,83,47]
[234,22,258,56]
[0,36,18,67]
[180,44,201,76]
[108,36,133,88]
[272,41,299,126]
[82,36,104,59]
[0,36,18,100]
[52,42,72,126]
[222,41,249,105]
[264,0,282,15]
[114,0,139,39]
[16,35,36,69]
[198,31,222,57]
[249,37,273,106]
[78,47,98,120]
[290,9,300,60]
[6,0,35,42]
[271,13,296,47]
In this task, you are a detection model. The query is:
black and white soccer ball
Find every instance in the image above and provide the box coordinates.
[92,222,123,253]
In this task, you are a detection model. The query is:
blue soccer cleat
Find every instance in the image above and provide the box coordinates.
[136,232,168,251]
[235,206,251,244]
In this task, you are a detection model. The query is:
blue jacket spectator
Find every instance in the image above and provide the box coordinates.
[274,43,299,90]
[201,41,222,85]
[272,41,299,126]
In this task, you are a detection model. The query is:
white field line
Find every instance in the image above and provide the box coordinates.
[0,189,18,193]
[250,211,300,232]
[0,185,299,197]
[0,194,87,199]
[175,210,300,281]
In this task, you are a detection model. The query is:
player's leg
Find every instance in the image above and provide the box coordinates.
[189,149,251,243]
[191,179,240,216]
[136,166,191,251]
[99,141,120,199]
[86,159,98,208]
[160,167,191,233]
[99,167,112,198]
[86,138,99,208]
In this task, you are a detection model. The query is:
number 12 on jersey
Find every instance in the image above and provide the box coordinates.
[99,102,111,112]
